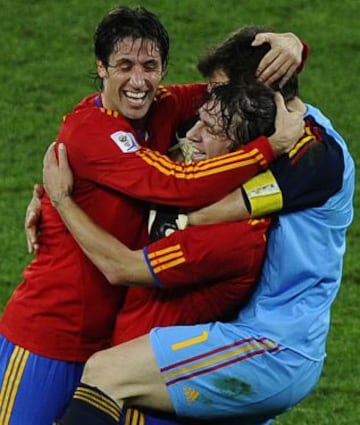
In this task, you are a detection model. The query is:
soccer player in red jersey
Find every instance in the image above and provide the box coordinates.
[43,81,276,345]
[0,7,305,425]
[53,27,351,425]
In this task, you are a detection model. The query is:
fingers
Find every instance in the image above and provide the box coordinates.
[43,142,57,169]
[255,49,277,80]
[25,211,40,254]
[273,91,287,111]
[278,63,298,88]
[25,186,43,254]
[44,142,69,171]
[253,33,278,80]
[269,92,305,155]
[26,215,35,254]
[33,183,45,198]
[257,53,294,86]
[254,32,302,87]
[251,33,269,47]
[58,143,69,170]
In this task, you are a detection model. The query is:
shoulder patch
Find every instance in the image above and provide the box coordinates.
[110,131,140,153]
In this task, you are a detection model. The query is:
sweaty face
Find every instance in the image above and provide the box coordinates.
[186,100,233,161]
[97,37,164,126]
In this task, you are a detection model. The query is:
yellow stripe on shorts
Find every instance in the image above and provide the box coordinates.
[0,346,30,425]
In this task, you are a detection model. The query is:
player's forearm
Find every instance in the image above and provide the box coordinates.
[54,196,153,286]
[188,188,250,226]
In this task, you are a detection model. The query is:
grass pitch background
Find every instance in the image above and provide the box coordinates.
[1,1,359,423]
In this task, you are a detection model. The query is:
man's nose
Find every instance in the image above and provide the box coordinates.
[129,66,146,87]
[186,120,202,142]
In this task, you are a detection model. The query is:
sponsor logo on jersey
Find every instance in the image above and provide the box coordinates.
[110,131,140,153]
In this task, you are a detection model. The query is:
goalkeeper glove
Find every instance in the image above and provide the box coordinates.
[148,206,188,242]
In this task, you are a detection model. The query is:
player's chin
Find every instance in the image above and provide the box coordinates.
[123,102,152,121]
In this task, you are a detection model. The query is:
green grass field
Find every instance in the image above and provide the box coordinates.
[1,0,359,423]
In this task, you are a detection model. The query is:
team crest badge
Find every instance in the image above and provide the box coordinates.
[110,131,140,153]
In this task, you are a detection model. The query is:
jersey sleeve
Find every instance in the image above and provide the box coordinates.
[61,108,276,210]
[241,118,345,216]
[143,218,271,288]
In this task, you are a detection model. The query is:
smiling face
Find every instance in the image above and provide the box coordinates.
[186,100,233,161]
[184,68,233,162]
[97,37,165,127]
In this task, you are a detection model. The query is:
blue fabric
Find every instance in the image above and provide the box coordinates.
[150,324,323,421]
[121,407,274,425]
[149,104,354,421]
[0,335,84,425]
[237,104,355,360]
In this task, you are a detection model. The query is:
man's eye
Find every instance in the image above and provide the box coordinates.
[108,61,132,72]
[145,63,159,72]
[119,64,132,72]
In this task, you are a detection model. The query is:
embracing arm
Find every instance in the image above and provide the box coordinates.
[188,187,250,225]
[43,143,270,289]
[188,95,305,225]
[43,143,155,286]
[58,197,153,286]
[189,111,345,225]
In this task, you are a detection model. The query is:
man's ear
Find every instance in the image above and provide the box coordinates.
[96,59,108,79]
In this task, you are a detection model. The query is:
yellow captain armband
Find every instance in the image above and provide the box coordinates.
[242,169,283,217]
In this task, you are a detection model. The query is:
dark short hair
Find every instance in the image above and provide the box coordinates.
[94,6,170,69]
[204,79,276,150]
[198,25,298,101]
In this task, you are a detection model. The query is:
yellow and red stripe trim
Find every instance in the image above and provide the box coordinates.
[161,337,280,386]
[147,244,186,274]
[136,147,266,179]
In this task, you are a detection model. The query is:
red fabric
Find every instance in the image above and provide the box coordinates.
[112,218,271,345]
[0,85,203,362]
[63,105,275,208]
[0,84,274,362]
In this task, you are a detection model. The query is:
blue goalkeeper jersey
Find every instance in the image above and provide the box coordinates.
[237,104,355,361]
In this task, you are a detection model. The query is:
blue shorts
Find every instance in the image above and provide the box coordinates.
[121,409,274,425]
[150,322,323,423]
[0,335,84,425]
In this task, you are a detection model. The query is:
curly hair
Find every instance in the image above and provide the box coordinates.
[203,80,276,149]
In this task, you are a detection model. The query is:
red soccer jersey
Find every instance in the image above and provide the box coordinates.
[0,84,275,362]
[112,218,271,345]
